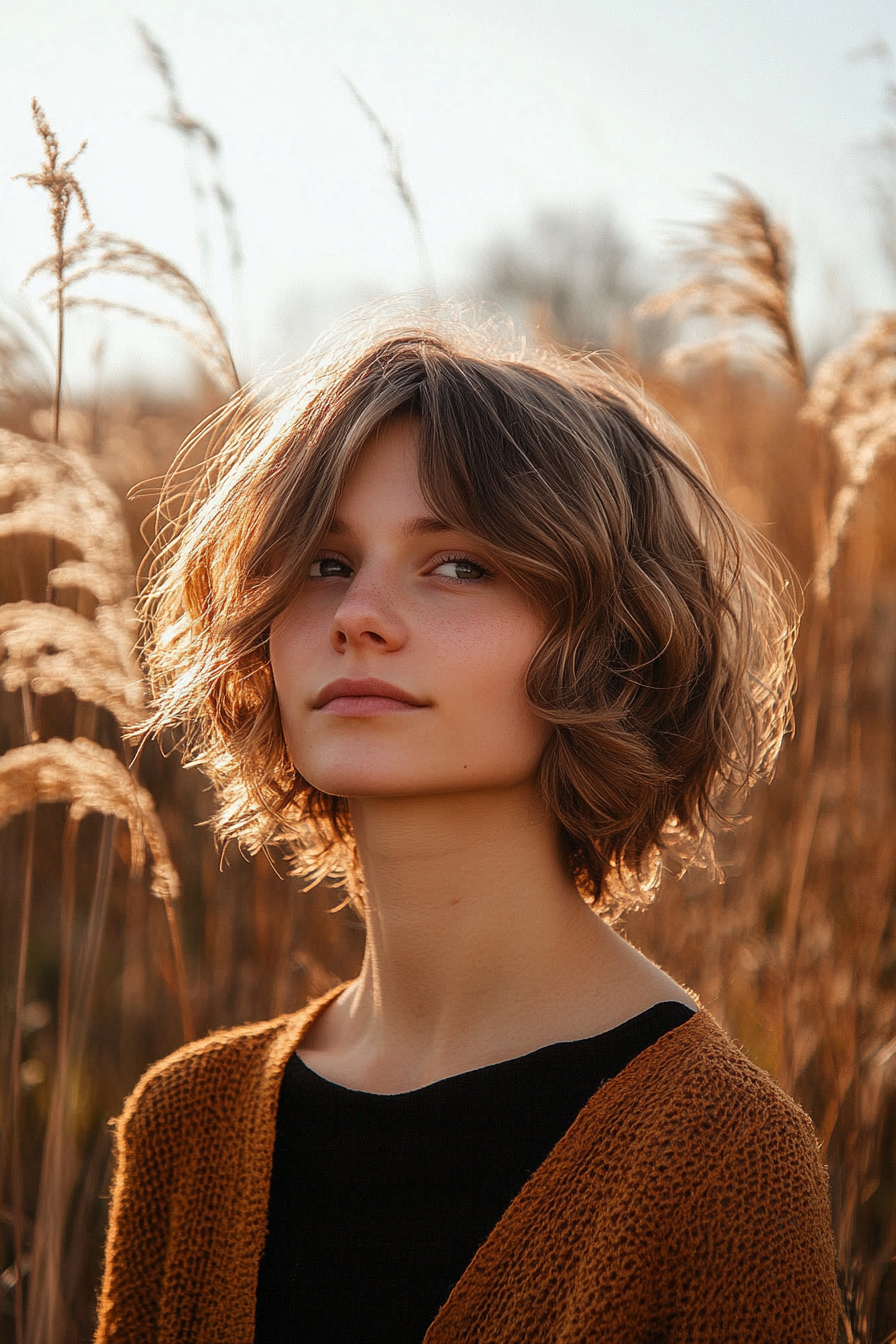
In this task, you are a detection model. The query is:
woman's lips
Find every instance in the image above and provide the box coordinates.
[319,695,422,716]
[313,678,429,716]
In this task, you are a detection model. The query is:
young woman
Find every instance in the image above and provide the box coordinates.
[95,317,840,1344]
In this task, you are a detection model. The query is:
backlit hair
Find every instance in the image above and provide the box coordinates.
[142,309,797,918]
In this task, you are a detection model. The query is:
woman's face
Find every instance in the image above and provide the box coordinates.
[269,416,549,800]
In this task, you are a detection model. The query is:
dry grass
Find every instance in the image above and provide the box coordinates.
[14,99,91,442]
[0,117,895,1344]
[0,602,144,728]
[43,231,241,394]
[136,19,245,322]
[804,314,896,599]
[638,177,806,386]
[17,102,240,405]
[343,76,437,296]
[628,180,896,1341]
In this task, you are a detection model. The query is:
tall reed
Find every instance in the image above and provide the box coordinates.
[136,20,246,336]
[343,76,438,297]
[631,179,896,1342]
[0,103,359,1343]
[14,100,91,444]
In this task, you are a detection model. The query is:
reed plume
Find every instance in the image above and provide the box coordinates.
[803,314,896,598]
[0,427,140,680]
[28,229,240,394]
[14,99,91,442]
[0,602,144,727]
[638,178,806,387]
[18,102,239,397]
[0,428,134,592]
[0,738,177,902]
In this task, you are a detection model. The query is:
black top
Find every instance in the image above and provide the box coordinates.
[254,1000,695,1344]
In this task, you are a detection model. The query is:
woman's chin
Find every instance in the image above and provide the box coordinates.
[302,764,542,803]
[300,761,437,799]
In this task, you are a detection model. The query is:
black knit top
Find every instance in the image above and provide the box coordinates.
[254,1000,695,1344]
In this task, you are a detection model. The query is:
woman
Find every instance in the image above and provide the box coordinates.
[96,316,840,1343]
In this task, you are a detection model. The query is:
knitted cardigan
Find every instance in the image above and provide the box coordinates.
[95,989,841,1344]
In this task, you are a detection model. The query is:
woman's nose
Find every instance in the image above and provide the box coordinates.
[329,570,408,654]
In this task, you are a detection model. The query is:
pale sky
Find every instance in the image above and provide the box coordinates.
[0,0,893,388]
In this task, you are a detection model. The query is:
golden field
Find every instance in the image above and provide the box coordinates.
[1,97,895,1343]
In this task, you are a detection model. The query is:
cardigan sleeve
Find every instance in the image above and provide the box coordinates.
[92,1011,308,1344]
[94,1062,182,1344]
[661,1086,841,1344]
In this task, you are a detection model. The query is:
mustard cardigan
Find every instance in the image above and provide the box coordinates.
[95,989,840,1343]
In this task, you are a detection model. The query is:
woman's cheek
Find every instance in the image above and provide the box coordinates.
[454,636,547,777]
[269,620,311,757]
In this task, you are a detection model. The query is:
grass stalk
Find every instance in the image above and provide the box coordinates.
[26,814,78,1344]
[61,1124,111,1325]
[9,806,36,1344]
[53,261,64,446]
[343,76,437,298]
[137,21,248,358]
[14,100,91,444]
[162,896,195,1042]
[70,816,117,1064]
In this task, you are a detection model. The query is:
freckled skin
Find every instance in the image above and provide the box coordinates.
[270,417,549,801]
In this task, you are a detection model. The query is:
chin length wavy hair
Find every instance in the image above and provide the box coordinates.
[141,310,798,918]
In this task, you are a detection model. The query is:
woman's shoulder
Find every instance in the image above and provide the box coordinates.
[125,1013,291,1103]
[116,986,344,1141]
[582,1007,826,1191]
[546,1009,836,1288]
[616,1007,815,1132]
[436,1009,840,1343]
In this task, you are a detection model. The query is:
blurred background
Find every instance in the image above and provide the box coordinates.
[2,2,896,1341]
[1,0,893,384]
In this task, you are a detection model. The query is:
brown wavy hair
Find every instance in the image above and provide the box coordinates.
[141,310,797,917]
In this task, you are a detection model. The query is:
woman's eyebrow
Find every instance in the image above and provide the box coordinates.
[401,515,456,538]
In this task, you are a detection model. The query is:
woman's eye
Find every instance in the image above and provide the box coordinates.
[309,557,352,579]
[431,558,490,582]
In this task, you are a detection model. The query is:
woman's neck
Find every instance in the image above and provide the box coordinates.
[300,781,693,1092]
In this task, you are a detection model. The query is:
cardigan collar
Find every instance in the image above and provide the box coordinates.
[269,985,708,1340]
